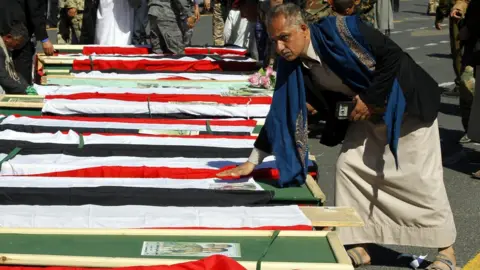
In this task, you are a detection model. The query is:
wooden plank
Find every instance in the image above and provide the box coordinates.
[300,207,364,228]
[0,95,44,109]
[306,175,326,203]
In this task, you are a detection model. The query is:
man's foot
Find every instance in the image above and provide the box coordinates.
[426,254,458,270]
[459,134,471,144]
[347,245,371,267]
[427,246,458,270]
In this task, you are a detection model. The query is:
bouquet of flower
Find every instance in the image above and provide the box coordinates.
[248,66,276,90]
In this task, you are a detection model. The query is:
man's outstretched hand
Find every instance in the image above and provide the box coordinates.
[216,162,256,178]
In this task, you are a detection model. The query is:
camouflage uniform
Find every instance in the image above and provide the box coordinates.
[212,0,227,46]
[437,0,474,138]
[428,0,439,15]
[57,0,84,44]
[148,0,194,54]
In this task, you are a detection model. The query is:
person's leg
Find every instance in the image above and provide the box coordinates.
[11,40,35,85]
[132,0,148,45]
[212,0,225,46]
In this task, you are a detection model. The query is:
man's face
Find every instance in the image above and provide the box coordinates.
[267,15,309,61]
[2,34,25,51]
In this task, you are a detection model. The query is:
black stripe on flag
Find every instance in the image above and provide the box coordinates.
[0,124,250,136]
[0,186,274,207]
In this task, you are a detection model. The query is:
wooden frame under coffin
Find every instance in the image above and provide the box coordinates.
[0,228,354,270]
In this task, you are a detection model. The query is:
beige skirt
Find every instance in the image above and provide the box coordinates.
[335,117,457,248]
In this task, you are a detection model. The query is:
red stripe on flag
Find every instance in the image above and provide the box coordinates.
[18,115,258,127]
[72,59,257,72]
[45,93,272,105]
[0,255,246,270]
[20,167,280,179]
[71,132,258,140]
[82,46,150,55]
[184,48,247,56]
[144,225,313,230]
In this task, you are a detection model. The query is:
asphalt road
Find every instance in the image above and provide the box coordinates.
[42,2,479,268]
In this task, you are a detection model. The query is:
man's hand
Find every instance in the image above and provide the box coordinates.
[216,162,256,178]
[67,8,77,18]
[194,4,200,21]
[435,20,442,30]
[42,40,55,56]
[350,95,373,121]
[186,15,197,29]
[204,0,211,10]
[450,8,463,20]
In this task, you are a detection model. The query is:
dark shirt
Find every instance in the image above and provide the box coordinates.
[15,0,49,41]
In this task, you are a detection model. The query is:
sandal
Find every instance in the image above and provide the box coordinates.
[425,253,458,270]
[347,246,371,267]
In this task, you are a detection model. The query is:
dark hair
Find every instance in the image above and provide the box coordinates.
[2,21,28,39]
[8,21,28,40]
[331,0,355,14]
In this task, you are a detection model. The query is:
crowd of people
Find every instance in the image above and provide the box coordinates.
[1,0,480,269]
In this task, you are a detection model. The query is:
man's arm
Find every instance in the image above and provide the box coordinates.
[356,20,404,109]
[452,0,470,16]
[65,0,85,10]
[0,52,28,95]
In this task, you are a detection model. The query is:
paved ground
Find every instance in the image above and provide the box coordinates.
[42,1,480,268]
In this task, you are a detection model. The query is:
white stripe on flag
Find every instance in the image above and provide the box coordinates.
[42,99,270,118]
[0,130,256,148]
[0,115,255,133]
[72,71,250,81]
[0,205,311,229]
[75,55,256,62]
[34,85,251,96]
[0,176,263,190]
[0,155,277,176]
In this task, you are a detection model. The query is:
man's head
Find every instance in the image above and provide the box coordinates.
[266,3,310,61]
[327,0,361,15]
[1,21,28,51]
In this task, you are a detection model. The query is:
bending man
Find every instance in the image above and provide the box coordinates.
[218,4,457,270]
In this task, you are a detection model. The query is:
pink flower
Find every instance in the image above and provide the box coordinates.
[248,73,261,87]
[260,76,271,89]
[265,66,274,77]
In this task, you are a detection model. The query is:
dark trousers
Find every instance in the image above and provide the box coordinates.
[47,0,59,26]
[132,0,149,45]
[12,41,36,85]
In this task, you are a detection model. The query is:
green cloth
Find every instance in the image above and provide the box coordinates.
[26,85,38,95]
[0,233,336,263]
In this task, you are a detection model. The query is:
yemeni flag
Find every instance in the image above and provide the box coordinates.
[0,255,247,270]
[42,93,271,119]
[0,130,316,179]
[71,55,257,72]
[79,45,247,56]
[0,115,259,135]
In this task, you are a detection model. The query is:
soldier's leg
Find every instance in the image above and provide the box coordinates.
[149,15,184,54]
[459,66,475,137]
[57,9,71,44]
[149,15,166,54]
[212,0,225,46]
[71,13,84,45]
